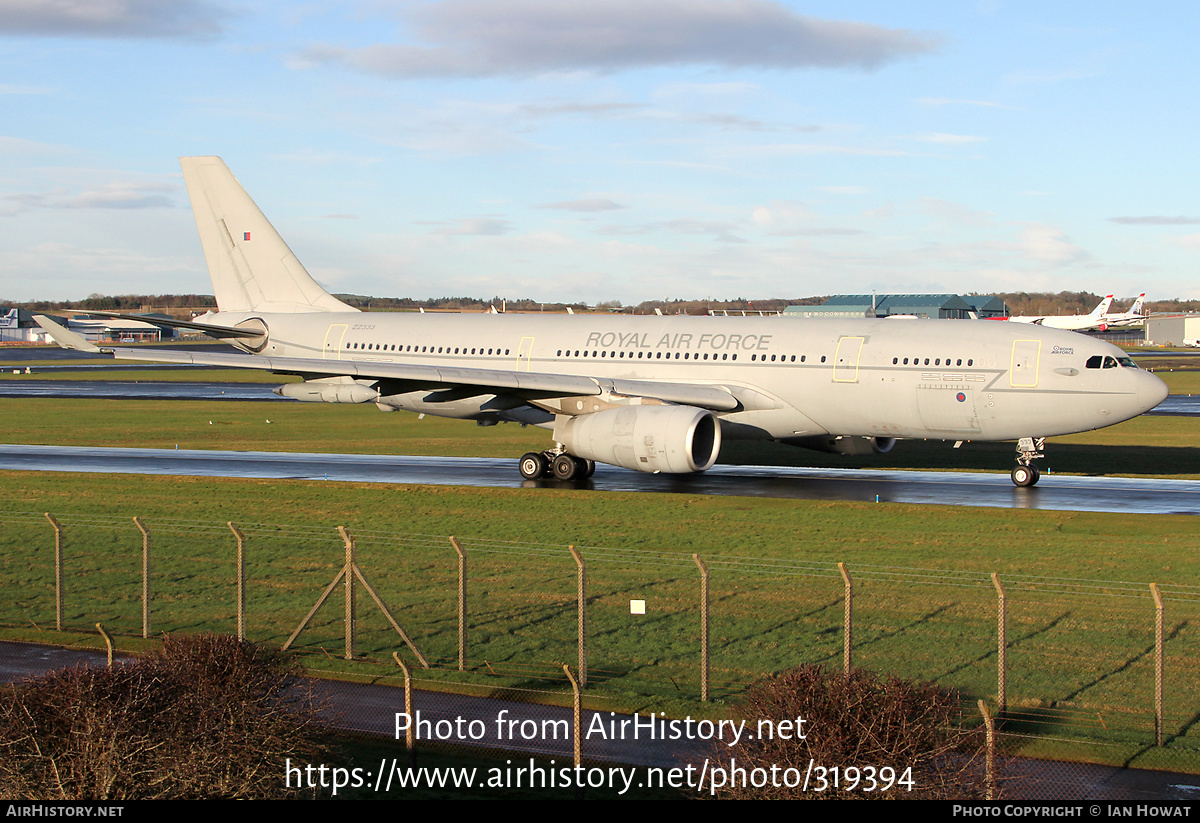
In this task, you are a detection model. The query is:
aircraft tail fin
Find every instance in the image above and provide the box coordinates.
[180,157,357,314]
[1090,295,1114,318]
[1130,293,1146,316]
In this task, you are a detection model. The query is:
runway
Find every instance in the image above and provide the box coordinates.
[4,443,1199,515]
[0,379,285,400]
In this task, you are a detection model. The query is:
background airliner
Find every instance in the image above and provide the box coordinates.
[1102,294,1148,327]
[1000,296,1115,331]
[36,157,1168,487]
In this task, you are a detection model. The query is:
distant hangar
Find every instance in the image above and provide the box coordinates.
[784,294,1010,320]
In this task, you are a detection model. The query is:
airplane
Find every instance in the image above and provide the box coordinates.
[34,156,1168,488]
[1101,294,1148,328]
[999,295,1115,331]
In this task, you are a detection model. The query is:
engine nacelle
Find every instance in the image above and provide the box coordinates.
[789,435,897,456]
[554,405,722,474]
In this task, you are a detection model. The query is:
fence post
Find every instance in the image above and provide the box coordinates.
[564,663,583,801]
[96,623,114,668]
[394,652,416,767]
[991,572,1006,715]
[694,553,709,702]
[340,526,356,660]
[133,517,150,639]
[228,522,246,641]
[569,546,586,688]
[45,513,63,631]
[451,536,466,671]
[978,700,996,801]
[838,562,852,674]
[1152,582,1164,746]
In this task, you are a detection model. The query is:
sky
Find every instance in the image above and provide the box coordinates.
[1,0,1198,306]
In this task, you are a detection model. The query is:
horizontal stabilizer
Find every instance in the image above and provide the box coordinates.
[72,310,266,342]
[32,315,102,353]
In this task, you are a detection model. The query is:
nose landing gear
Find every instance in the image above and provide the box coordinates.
[1011,437,1045,487]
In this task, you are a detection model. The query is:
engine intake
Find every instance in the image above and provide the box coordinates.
[554,405,721,474]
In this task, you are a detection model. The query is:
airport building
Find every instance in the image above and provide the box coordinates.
[0,308,35,342]
[783,294,1010,320]
[1145,313,1200,346]
[0,309,173,343]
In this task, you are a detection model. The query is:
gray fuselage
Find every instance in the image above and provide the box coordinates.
[213,310,1168,444]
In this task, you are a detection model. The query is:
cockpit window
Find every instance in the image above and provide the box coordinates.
[1086,353,1138,369]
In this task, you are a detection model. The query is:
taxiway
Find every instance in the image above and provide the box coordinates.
[3,443,1198,515]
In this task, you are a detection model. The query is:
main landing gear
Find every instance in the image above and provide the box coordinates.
[1011,437,1045,488]
[519,450,596,481]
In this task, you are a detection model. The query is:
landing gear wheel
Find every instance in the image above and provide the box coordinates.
[552,453,583,481]
[519,452,549,480]
[582,458,596,478]
[1011,464,1040,487]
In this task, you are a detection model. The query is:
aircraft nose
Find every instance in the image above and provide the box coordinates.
[1137,369,1169,413]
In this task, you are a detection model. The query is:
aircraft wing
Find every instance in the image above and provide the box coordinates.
[33,315,740,412]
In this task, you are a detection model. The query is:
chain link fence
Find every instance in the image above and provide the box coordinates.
[2,509,1198,798]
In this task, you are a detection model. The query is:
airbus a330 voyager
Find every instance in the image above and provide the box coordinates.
[36,157,1168,488]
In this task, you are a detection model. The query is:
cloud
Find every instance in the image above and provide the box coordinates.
[517,102,646,118]
[1019,225,1093,267]
[912,132,987,144]
[0,0,228,38]
[301,0,938,78]
[2,182,175,216]
[539,199,626,212]
[916,97,1016,110]
[743,143,907,157]
[602,218,746,244]
[1108,216,1200,225]
[427,217,513,236]
[917,197,992,227]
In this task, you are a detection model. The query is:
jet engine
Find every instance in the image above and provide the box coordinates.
[788,435,897,455]
[554,405,721,474]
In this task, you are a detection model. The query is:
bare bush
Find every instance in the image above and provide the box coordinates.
[706,664,990,800]
[0,634,327,799]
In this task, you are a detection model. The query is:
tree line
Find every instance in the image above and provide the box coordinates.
[6,291,1198,317]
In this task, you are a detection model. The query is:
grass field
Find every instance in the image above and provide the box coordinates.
[2,467,1199,772]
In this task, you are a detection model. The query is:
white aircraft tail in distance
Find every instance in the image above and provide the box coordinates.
[35,157,1169,487]
[1102,294,1149,327]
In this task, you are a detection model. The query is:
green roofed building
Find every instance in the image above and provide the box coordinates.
[784,294,1009,320]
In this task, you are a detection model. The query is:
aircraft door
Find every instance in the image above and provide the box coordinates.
[323,324,348,360]
[517,336,536,371]
[1009,340,1041,388]
[833,336,865,383]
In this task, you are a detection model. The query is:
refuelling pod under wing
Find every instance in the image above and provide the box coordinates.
[554,405,721,474]
[275,380,377,404]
